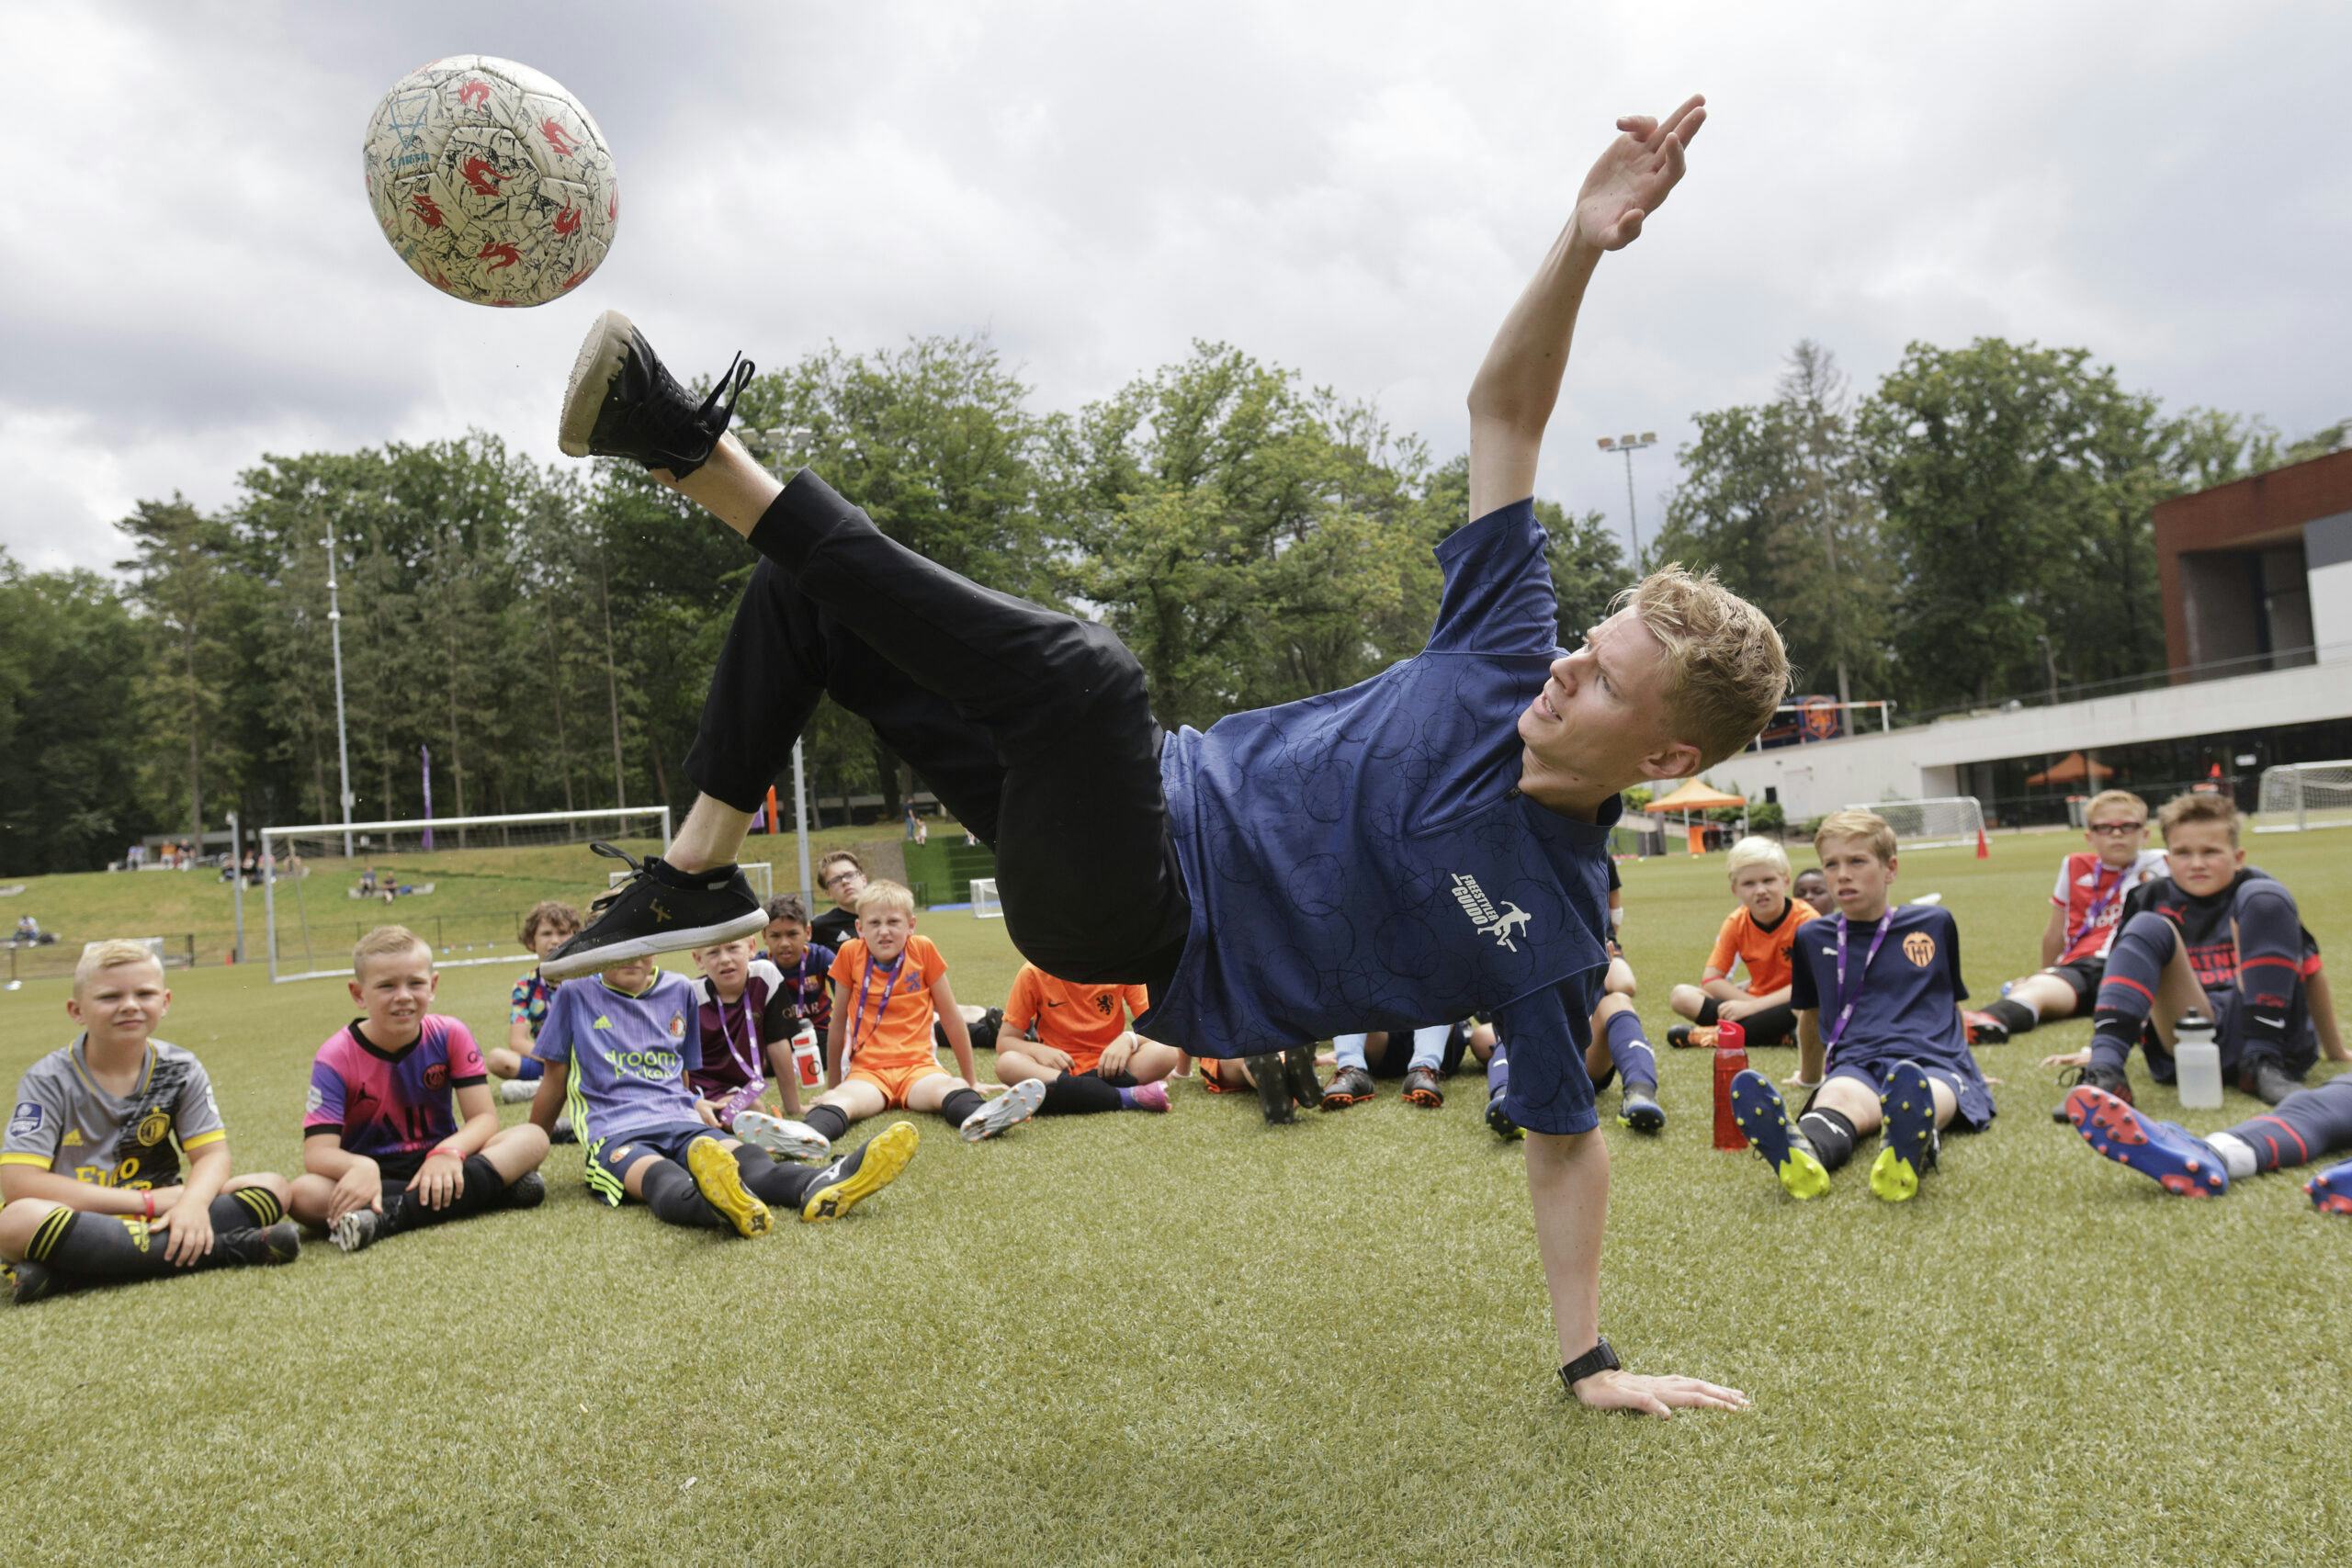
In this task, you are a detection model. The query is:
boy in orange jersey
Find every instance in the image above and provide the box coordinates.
[1667,836,1816,1048]
[994,962,1178,1114]
[800,881,1045,1145]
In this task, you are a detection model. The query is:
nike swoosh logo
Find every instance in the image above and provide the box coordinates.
[2254,1015,2284,1027]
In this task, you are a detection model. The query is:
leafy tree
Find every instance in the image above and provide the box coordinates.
[117,496,239,848]
[0,555,149,872]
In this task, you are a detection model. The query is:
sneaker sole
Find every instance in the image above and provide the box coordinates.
[731,1111,831,1163]
[1869,1061,1937,1203]
[1401,1087,1445,1109]
[686,1137,772,1238]
[1619,1098,1666,1134]
[2064,1086,2225,1197]
[1729,1070,1828,1200]
[960,1078,1046,1143]
[2309,1163,2352,1214]
[1284,1052,1325,1111]
[559,309,635,457]
[1318,1088,1373,1111]
[540,907,769,983]
[802,1121,919,1223]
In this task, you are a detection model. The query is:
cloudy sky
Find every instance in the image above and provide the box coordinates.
[4,0,2346,575]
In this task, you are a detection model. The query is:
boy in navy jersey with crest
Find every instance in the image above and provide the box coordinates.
[1730,811,1994,1203]
[290,926,551,1253]
[544,98,1776,1415]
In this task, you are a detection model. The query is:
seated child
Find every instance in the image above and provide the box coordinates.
[759,893,835,1045]
[801,881,1045,1145]
[1964,789,2165,1043]
[994,963,1177,1114]
[1792,866,1830,909]
[1,942,299,1303]
[684,936,827,1159]
[1667,836,1817,1048]
[1728,810,1996,1203]
[490,899,581,1100]
[808,856,1001,1055]
[1193,1046,1326,1124]
[289,926,551,1253]
[528,953,914,1233]
[2053,792,2335,1112]
[1323,1023,1472,1111]
[2063,1077,2352,1212]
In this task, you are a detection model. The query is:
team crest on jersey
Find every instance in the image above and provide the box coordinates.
[424,1064,449,1091]
[136,1111,171,1147]
[667,1012,686,1042]
[8,1102,43,1138]
[1903,931,1936,967]
[1451,874,1532,953]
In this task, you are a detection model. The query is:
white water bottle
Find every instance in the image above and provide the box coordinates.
[2175,1010,2222,1111]
[791,1021,821,1089]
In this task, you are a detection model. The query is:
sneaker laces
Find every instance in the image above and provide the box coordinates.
[585,840,644,915]
[696,352,756,441]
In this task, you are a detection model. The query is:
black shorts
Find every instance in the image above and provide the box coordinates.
[2039,958,2104,1007]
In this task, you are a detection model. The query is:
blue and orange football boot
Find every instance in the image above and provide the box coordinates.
[2063,1084,2229,1198]
[2306,1160,2352,1215]
[1729,1069,1829,1200]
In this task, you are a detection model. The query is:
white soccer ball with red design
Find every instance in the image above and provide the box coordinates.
[362,55,617,308]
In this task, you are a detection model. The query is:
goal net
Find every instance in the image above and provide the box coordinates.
[1844,795,1985,852]
[2255,761,2352,833]
[970,877,1003,919]
[261,807,671,984]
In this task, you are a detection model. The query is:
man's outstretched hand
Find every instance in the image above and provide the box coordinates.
[1572,1367,1750,1419]
[1573,94,1707,253]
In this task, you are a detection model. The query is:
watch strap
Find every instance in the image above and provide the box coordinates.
[1558,1337,1620,1393]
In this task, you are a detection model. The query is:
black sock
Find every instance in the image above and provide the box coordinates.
[1742,1002,1799,1045]
[968,1012,1001,1053]
[940,1086,987,1127]
[804,1104,852,1143]
[1040,1072,1124,1115]
[27,1208,269,1282]
[1984,998,2040,1035]
[207,1187,286,1231]
[379,1156,510,1239]
[730,1144,818,1209]
[639,1158,729,1229]
[1797,1108,1859,1170]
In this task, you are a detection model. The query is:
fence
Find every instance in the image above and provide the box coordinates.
[6,933,200,986]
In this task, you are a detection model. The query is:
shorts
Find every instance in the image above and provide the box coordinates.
[845,1055,955,1109]
[2037,958,2105,1007]
[1197,1057,1250,1093]
[1809,1055,1995,1132]
[587,1120,722,1205]
[1498,1035,1600,1139]
[372,1150,431,1186]
[1367,1022,1472,1078]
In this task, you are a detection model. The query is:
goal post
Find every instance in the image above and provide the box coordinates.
[1843,795,1985,852]
[261,807,672,984]
[2255,761,2352,833]
[969,877,1003,919]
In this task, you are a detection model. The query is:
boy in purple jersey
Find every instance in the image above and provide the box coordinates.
[289,927,551,1254]
[544,99,1773,1415]
[1729,812,1995,1204]
[527,953,915,1234]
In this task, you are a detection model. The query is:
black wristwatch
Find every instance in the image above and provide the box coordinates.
[1559,1337,1621,1393]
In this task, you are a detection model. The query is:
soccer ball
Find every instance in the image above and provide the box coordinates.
[362,55,617,308]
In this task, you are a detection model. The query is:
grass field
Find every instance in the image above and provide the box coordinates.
[4,833,2349,1566]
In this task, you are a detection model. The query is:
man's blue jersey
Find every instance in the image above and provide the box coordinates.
[1789,904,1977,1079]
[1148,500,1617,1133]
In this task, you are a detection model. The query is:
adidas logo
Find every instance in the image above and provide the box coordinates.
[594,1016,613,1031]
[61,1130,83,1147]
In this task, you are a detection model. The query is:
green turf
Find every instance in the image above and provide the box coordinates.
[3,834,2347,1565]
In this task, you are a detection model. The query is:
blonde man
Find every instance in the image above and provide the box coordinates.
[546,97,1771,1416]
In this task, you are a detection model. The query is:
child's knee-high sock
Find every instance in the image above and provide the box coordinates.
[730,1144,820,1209]
[1040,1072,1124,1114]
[25,1209,267,1281]
[377,1156,511,1239]
[2233,881,2308,1066]
[639,1158,729,1229]
[1603,1010,1657,1092]
[1332,1033,1373,1073]
[1486,1043,1510,1100]
[803,1104,852,1143]
[206,1187,286,1231]
[2089,912,2177,1071]
[513,1055,545,1081]
[2215,1076,2352,1175]
[939,1086,988,1128]
[1740,1001,1799,1045]
[1983,996,2041,1034]
[1796,1107,1859,1171]
[1405,1025,1453,1073]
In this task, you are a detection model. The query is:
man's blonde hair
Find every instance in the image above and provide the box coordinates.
[1724,835,1792,884]
[1814,808,1898,864]
[74,940,164,992]
[354,924,432,976]
[1620,564,1792,770]
[854,880,918,919]
[2157,791,2241,847]
[2083,789,2149,826]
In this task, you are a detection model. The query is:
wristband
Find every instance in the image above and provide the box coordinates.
[142,1190,154,1220]
[431,1145,464,1161]
[1559,1337,1621,1393]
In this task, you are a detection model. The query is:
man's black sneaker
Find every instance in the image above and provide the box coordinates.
[2242,1059,2302,1107]
[542,841,766,982]
[503,1171,548,1210]
[1319,1065,1376,1110]
[6,1260,59,1306]
[1400,1065,1445,1109]
[1619,1085,1666,1134]
[1246,1055,1294,1124]
[1283,1044,1324,1111]
[558,309,754,479]
[2051,1059,2132,1123]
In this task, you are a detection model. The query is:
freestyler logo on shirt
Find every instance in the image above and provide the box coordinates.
[1451,873,1532,953]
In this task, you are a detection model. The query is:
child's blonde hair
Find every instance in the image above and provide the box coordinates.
[1724,836,1792,883]
[1814,808,1898,864]
[2157,791,2241,847]
[2083,789,2149,827]
[73,940,164,992]
[854,880,918,919]
[354,924,432,975]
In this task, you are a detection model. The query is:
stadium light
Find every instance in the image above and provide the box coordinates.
[1596,431,1659,570]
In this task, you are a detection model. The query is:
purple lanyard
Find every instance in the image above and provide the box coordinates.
[851,951,910,1060]
[709,984,761,1080]
[2068,862,2127,949]
[1823,912,1892,1048]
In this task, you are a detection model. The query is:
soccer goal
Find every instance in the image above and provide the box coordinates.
[2255,761,2352,833]
[1845,795,1985,852]
[261,807,672,984]
[970,877,1003,919]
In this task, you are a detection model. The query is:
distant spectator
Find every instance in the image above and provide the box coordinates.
[903,805,921,841]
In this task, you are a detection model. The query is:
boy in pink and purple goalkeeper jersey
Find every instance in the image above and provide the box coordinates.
[288,927,550,1253]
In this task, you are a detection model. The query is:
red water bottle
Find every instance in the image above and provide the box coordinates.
[1711,1018,1750,1151]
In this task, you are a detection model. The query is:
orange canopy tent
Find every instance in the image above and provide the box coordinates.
[1643,778,1748,855]
[2025,750,2114,786]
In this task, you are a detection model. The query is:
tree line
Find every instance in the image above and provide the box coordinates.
[2,333,2336,874]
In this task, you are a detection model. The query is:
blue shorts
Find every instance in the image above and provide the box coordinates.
[1814,1055,1995,1132]
[1499,1035,1600,1137]
[585,1120,722,1205]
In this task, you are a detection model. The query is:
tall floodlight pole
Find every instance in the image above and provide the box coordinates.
[322,517,356,858]
[1596,433,1658,572]
[792,739,813,902]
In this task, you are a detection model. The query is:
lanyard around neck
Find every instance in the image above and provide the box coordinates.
[1823,912,1893,1049]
